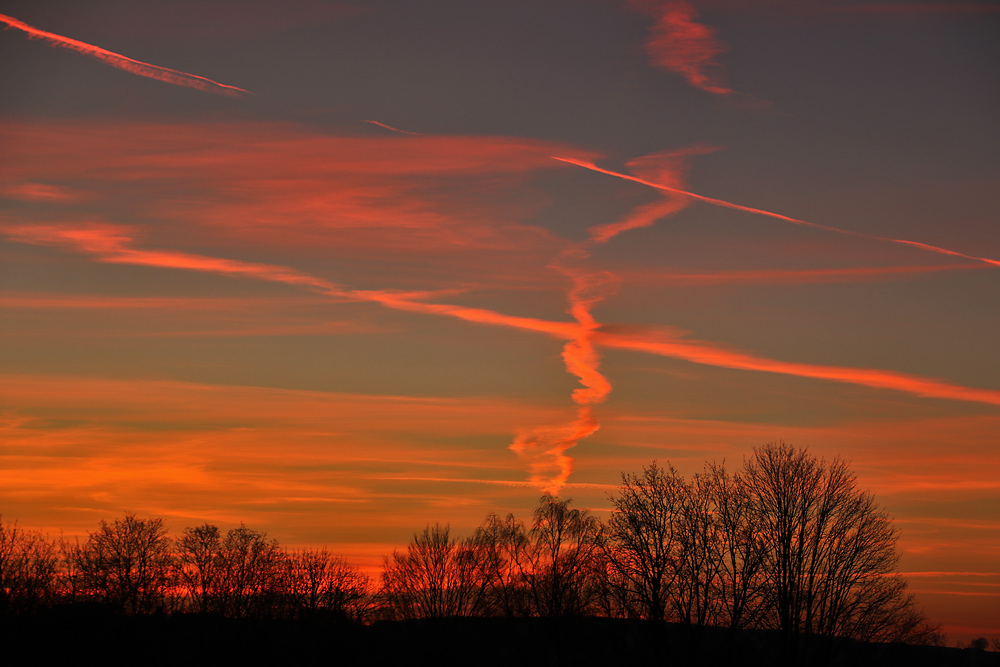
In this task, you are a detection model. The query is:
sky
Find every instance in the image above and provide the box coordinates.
[1,0,998,641]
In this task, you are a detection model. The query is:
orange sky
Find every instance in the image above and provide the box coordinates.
[1,0,998,642]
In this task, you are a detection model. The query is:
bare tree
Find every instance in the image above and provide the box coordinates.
[740,442,917,640]
[469,512,529,617]
[672,470,724,627]
[519,495,604,617]
[605,463,688,622]
[175,523,224,614]
[215,524,283,618]
[69,513,173,614]
[0,517,58,613]
[380,523,483,619]
[284,547,372,621]
[703,461,768,631]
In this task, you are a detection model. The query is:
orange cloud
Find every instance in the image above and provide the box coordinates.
[0,373,561,544]
[0,13,251,97]
[629,0,732,95]
[0,121,595,290]
[509,406,600,494]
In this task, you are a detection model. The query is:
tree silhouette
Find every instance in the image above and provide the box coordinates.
[215,524,283,618]
[380,523,483,619]
[176,523,224,614]
[605,462,688,622]
[671,470,725,627]
[284,547,372,621]
[0,517,58,614]
[519,494,604,617]
[69,513,173,614]
[702,461,767,631]
[740,442,916,640]
[470,512,529,617]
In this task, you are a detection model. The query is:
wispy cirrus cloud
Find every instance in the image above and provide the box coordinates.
[0,182,89,203]
[0,121,592,290]
[628,0,733,96]
[0,373,554,543]
[0,13,251,97]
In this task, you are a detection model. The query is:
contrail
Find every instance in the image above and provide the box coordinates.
[510,406,600,494]
[553,156,1000,268]
[0,13,251,97]
[9,222,1000,485]
[364,120,421,135]
[509,253,618,492]
[596,329,1000,407]
[510,150,699,491]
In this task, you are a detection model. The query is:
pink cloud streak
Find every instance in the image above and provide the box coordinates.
[630,0,732,95]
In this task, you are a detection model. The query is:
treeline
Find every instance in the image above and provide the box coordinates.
[0,443,943,646]
[0,516,371,621]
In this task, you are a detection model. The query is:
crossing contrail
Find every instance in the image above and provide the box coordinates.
[553,156,1000,268]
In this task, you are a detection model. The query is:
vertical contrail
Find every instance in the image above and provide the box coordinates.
[0,13,251,97]
[510,149,701,492]
[509,252,617,493]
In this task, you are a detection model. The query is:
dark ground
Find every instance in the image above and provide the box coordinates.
[3,609,998,667]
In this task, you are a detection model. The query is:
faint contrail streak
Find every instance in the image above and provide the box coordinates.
[0,13,251,97]
[553,156,1000,268]
[364,120,421,135]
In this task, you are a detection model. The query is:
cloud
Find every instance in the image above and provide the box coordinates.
[0,373,559,541]
[0,13,251,97]
[0,183,88,203]
[628,0,733,95]
[587,145,716,243]
[509,406,600,494]
[0,121,594,289]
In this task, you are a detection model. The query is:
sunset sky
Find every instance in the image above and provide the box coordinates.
[1,0,998,641]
